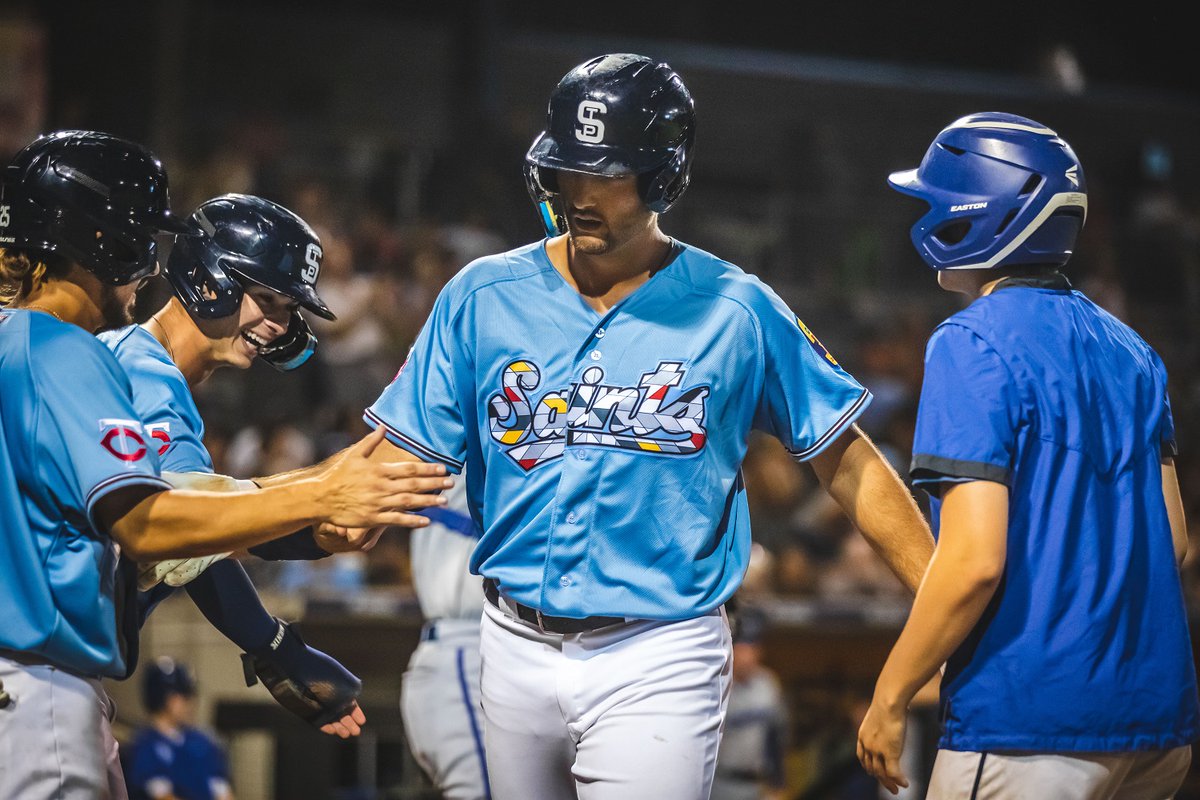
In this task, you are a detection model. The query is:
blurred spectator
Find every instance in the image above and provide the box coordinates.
[713,603,789,800]
[124,657,233,800]
[305,224,396,416]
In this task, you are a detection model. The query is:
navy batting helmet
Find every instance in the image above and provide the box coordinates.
[888,112,1087,271]
[0,130,189,285]
[164,194,336,370]
[142,656,197,714]
[524,53,696,234]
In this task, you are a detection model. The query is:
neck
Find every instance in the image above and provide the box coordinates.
[938,269,1007,300]
[551,227,673,312]
[18,272,106,333]
[151,715,183,737]
[147,298,218,388]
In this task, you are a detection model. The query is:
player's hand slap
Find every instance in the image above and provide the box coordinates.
[320,701,368,739]
[856,699,910,795]
[316,426,452,529]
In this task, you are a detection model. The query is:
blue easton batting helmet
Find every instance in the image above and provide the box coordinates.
[888,112,1087,271]
[142,656,197,714]
[164,194,336,370]
[524,53,697,235]
[0,130,190,285]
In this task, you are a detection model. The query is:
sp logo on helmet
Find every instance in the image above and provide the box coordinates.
[575,101,607,144]
[99,419,148,462]
[302,243,322,284]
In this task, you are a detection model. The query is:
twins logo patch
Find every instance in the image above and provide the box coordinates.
[488,360,709,471]
[797,317,839,367]
[99,419,148,462]
[146,423,171,456]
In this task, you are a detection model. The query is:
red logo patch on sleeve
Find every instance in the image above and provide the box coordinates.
[99,419,148,462]
[146,423,172,456]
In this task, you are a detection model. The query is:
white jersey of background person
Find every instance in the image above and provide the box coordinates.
[400,479,491,800]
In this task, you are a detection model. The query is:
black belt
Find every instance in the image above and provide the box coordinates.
[483,578,626,635]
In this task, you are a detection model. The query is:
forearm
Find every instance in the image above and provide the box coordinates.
[249,528,331,560]
[873,549,999,708]
[253,459,330,489]
[874,480,1008,708]
[186,560,280,652]
[112,482,322,561]
[817,428,934,593]
[1162,459,1187,566]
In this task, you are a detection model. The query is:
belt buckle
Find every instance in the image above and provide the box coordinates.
[535,608,548,634]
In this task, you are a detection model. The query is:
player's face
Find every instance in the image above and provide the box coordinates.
[198,284,295,369]
[557,172,655,255]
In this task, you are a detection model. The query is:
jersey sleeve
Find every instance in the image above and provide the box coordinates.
[145,380,213,474]
[32,328,170,530]
[364,285,470,472]
[751,288,872,461]
[910,323,1020,495]
[1151,351,1178,457]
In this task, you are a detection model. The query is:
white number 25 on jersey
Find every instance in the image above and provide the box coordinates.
[575,101,608,144]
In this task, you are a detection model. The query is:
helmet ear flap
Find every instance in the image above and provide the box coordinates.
[640,143,692,214]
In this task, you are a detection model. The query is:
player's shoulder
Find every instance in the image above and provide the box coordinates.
[442,241,548,300]
[24,313,127,375]
[668,241,783,311]
[99,325,178,379]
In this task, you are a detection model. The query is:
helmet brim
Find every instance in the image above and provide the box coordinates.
[527,132,670,178]
[292,281,337,321]
[886,168,925,196]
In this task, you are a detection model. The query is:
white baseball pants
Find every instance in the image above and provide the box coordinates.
[479,600,732,800]
[927,745,1192,800]
[0,655,128,799]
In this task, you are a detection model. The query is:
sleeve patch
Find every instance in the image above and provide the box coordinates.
[99,418,148,462]
[797,317,839,366]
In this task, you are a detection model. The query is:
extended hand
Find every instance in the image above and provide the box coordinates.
[857,697,910,795]
[320,701,367,739]
[314,523,387,553]
[316,427,450,528]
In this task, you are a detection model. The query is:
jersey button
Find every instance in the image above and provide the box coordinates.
[560,575,573,587]
[595,328,606,339]
[590,350,602,361]
[566,512,578,523]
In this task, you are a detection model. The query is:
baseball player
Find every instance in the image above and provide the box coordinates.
[358,54,935,799]
[103,193,397,739]
[0,130,450,799]
[857,112,1200,798]
[126,657,234,800]
[399,478,491,800]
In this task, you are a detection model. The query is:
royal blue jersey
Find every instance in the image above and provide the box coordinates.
[911,275,1200,752]
[367,240,870,620]
[127,725,230,800]
[0,310,170,676]
[99,325,212,474]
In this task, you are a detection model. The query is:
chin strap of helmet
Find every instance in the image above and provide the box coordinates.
[258,311,316,371]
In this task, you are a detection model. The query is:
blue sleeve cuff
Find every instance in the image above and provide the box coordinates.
[362,409,464,472]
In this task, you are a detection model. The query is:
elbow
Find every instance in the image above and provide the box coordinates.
[960,558,1005,593]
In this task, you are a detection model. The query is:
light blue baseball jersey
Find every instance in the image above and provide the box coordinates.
[911,275,1200,751]
[367,240,871,620]
[0,309,170,677]
[99,325,213,474]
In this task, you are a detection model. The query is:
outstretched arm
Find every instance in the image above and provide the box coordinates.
[857,480,1008,794]
[186,559,366,738]
[807,425,934,593]
[96,428,450,560]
